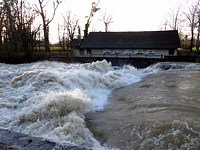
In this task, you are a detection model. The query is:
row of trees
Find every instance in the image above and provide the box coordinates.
[163,0,200,52]
[57,1,113,50]
[0,0,62,62]
[0,0,113,62]
[0,0,36,56]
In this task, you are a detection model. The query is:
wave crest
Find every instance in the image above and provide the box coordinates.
[17,89,91,122]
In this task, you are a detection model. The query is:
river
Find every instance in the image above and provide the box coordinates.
[0,60,200,149]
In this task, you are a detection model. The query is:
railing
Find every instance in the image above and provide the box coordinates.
[84,53,164,59]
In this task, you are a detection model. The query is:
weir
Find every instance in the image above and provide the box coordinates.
[1,50,200,68]
[73,57,163,68]
[73,55,200,68]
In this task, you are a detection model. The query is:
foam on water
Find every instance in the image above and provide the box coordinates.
[146,61,200,72]
[0,60,144,149]
[132,120,200,149]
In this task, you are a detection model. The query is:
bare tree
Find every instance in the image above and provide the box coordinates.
[34,0,61,51]
[84,1,100,38]
[3,0,37,50]
[196,11,200,50]
[0,2,5,52]
[63,11,79,42]
[184,1,199,52]
[165,6,182,31]
[100,9,113,32]
[62,11,79,50]
[3,0,16,51]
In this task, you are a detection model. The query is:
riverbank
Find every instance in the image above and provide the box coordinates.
[0,129,56,150]
[0,129,84,150]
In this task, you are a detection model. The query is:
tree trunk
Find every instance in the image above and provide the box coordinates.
[190,27,194,53]
[197,18,200,51]
[44,25,50,51]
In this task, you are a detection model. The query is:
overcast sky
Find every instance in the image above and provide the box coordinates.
[37,0,186,42]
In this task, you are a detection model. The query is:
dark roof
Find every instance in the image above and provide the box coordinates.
[81,30,180,49]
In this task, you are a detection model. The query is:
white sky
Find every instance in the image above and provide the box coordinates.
[36,0,185,42]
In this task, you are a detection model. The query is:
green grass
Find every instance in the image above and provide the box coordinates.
[33,46,71,51]
[177,47,200,51]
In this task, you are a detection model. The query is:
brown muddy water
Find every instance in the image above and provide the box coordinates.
[86,70,200,149]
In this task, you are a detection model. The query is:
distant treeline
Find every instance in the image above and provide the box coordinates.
[0,0,66,63]
[0,1,37,62]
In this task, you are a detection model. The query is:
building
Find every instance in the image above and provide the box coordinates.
[73,30,180,59]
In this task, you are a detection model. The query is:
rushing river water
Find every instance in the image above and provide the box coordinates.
[0,60,200,149]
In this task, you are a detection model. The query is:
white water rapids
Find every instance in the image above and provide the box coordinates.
[0,60,200,149]
[0,60,149,149]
